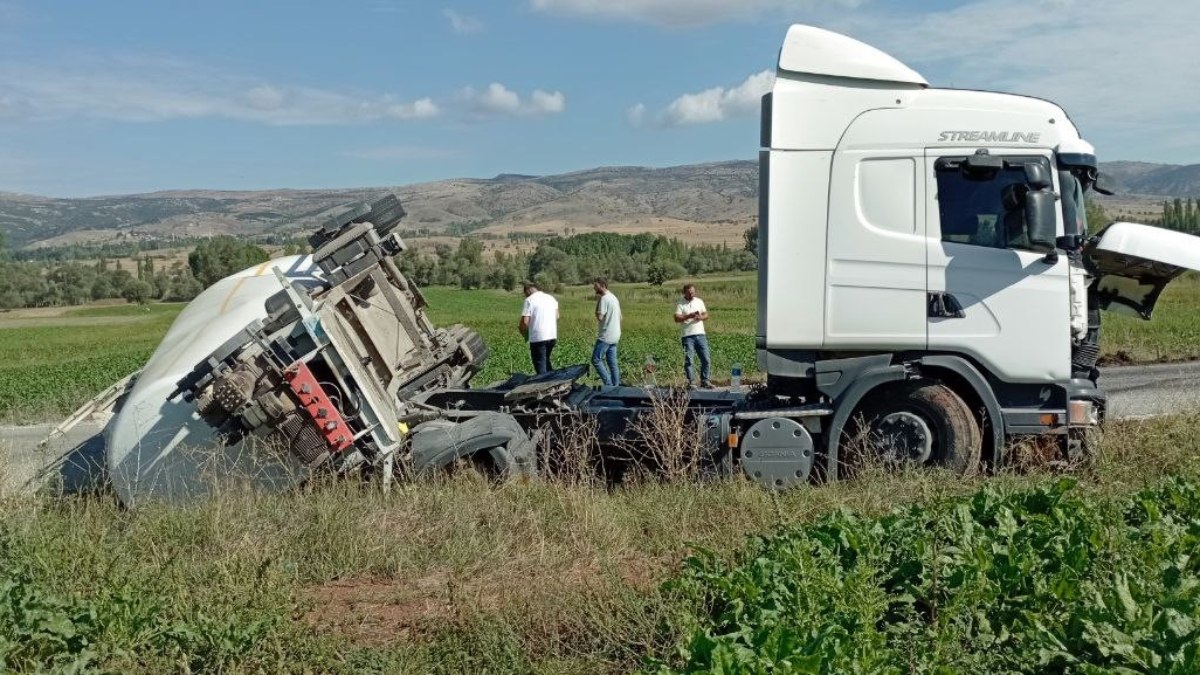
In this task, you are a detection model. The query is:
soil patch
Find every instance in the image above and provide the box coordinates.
[302,555,667,647]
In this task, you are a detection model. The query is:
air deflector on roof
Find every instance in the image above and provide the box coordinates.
[778,25,928,86]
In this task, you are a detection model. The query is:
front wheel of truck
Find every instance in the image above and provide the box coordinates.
[848,381,982,476]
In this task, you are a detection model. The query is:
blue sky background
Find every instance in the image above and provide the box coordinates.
[0,0,1195,196]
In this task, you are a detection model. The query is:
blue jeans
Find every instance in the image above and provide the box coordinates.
[682,334,712,385]
[592,340,620,386]
[530,339,556,375]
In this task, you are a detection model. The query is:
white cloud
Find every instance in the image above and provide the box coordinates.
[530,0,860,27]
[245,85,285,110]
[829,0,1200,161]
[658,70,773,127]
[460,82,567,117]
[529,89,566,114]
[470,82,521,114]
[626,102,646,127]
[386,97,439,119]
[443,8,485,35]
[0,56,442,126]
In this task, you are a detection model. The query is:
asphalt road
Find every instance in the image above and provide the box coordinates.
[4,361,1200,497]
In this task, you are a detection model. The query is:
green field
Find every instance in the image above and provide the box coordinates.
[0,304,181,422]
[422,278,758,387]
[1098,273,1200,363]
[2,273,1199,422]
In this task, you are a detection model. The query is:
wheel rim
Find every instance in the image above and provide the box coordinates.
[874,411,934,464]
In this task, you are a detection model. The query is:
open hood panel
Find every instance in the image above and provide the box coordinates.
[1086,222,1200,319]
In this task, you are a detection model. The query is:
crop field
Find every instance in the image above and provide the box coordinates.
[0,304,182,423]
[421,277,758,387]
[661,476,1200,672]
[1,272,1198,422]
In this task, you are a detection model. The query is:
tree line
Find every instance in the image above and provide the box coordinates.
[394,230,759,291]
[1155,197,1200,233]
[0,235,269,310]
[0,229,756,309]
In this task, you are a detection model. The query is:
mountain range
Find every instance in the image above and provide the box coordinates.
[0,159,1194,250]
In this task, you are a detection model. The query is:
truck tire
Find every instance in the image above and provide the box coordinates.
[354,193,407,235]
[850,382,981,475]
[410,412,536,481]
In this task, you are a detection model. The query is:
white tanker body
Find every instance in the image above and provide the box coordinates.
[105,256,319,505]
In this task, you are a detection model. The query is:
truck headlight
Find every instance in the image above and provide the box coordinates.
[1068,400,1098,426]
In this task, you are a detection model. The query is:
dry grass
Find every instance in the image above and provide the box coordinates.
[537,412,603,486]
[617,389,706,482]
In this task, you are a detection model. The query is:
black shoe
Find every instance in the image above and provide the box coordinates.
[700,381,714,390]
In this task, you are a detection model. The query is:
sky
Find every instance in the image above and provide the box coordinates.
[0,0,1196,197]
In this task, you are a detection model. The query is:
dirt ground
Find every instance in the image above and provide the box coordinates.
[302,554,666,646]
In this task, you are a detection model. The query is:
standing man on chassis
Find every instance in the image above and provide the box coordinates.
[591,277,622,386]
[518,281,559,375]
[674,283,712,389]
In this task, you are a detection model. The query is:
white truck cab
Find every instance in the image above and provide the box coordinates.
[756,24,1200,473]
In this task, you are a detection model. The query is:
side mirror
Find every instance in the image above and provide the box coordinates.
[1092,171,1116,196]
[1025,191,1057,251]
[1023,162,1052,190]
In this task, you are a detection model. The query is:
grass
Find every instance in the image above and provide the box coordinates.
[2,272,1199,422]
[422,278,758,388]
[0,304,181,423]
[1098,273,1200,364]
[2,413,1200,673]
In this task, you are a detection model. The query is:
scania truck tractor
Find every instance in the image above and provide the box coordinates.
[40,24,1200,505]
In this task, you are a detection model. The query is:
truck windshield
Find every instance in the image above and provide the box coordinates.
[934,155,1049,251]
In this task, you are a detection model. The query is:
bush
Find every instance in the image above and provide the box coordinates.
[188,236,269,287]
[647,261,686,286]
[121,280,155,304]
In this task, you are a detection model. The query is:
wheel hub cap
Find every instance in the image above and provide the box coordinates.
[875,412,933,463]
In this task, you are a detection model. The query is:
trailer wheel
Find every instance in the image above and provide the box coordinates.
[851,382,981,475]
[410,413,536,481]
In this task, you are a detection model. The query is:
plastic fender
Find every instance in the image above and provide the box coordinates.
[823,365,907,480]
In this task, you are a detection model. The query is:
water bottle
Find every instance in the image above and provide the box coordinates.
[730,362,743,393]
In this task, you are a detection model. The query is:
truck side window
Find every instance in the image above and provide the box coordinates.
[935,156,1050,251]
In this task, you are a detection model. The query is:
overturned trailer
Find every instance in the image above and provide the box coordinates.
[97,194,757,505]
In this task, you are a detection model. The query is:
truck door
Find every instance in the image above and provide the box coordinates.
[924,150,1070,383]
[825,150,927,348]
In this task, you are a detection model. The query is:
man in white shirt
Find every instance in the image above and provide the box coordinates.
[591,277,622,386]
[518,281,559,375]
[673,283,712,389]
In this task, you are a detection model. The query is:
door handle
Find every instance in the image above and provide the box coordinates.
[928,292,966,319]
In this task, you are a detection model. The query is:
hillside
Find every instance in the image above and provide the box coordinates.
[1102,161,1200,197]
[0,161,759,249]
[1,158,1196,250]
